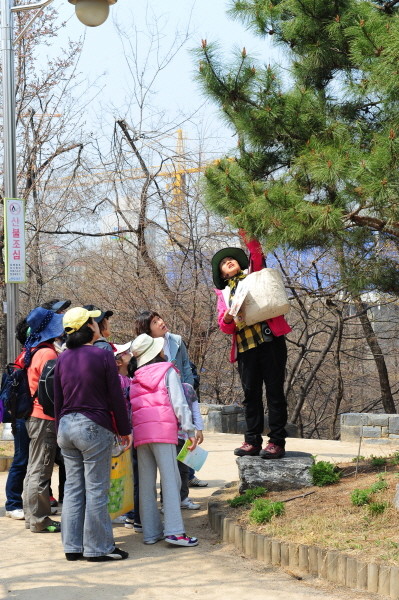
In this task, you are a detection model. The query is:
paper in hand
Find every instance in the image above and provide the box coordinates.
[177,439,208,471]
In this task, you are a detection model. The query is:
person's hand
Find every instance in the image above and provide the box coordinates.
[223,309,234,324]
[195,430,204,445]
[187,436,198,452]
[120,433,133,450]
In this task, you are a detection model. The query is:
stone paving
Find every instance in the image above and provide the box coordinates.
[0,433,382,600]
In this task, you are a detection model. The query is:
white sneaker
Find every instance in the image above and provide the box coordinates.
[5,509,24,520]
[112,515,126,524]
[180,498,201,510]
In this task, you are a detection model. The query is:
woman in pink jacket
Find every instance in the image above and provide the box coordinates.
[129,334,199,547]
[211,233,291,459]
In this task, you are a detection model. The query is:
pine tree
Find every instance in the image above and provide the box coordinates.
[195,0,399,293]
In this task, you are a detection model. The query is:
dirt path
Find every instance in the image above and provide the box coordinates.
[0,433,381,600]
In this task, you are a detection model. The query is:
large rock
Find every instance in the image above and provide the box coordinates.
[237,451,314,493]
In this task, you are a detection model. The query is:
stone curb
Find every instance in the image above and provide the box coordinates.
[208,487,399,599]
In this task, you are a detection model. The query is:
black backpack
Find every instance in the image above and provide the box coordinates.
[0,347,41,423]
[37,358,57,418]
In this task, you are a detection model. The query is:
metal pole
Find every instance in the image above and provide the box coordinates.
[1,0,18,362]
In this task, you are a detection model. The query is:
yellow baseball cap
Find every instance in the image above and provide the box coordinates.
[63,306,101,334]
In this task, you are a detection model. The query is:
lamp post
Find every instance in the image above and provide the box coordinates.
[1,0,117,363]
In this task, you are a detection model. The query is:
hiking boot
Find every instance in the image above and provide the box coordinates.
[165,534,198,547]
[189,476,208,487]
[87,547,129,561]
[234,442,261,457]
[260,442,285,459]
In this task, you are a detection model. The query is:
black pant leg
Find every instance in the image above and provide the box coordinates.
[237,346,264,446]
[259,336,288,446]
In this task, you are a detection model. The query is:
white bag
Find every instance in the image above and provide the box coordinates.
[240,268,290,326]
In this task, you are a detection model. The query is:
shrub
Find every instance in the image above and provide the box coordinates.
[227,487,267,508]
[368,502,388,515]
[351,488,372,506]
[310,461,341,487]
[249,499,285,524]
[370,456,387,467]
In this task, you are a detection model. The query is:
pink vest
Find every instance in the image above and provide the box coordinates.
[130,362,178,448]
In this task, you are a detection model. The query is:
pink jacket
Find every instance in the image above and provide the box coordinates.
[130,362,179,448]
[215,235,291,363]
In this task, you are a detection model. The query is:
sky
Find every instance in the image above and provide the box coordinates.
[49,0,282,158]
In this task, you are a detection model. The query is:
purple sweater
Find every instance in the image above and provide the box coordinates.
[54,345,131,436]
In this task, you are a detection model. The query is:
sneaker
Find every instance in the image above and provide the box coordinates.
[189,476,208,488]
[144,534,164,545]
[165,534,198,547]
[260,442,286,459]
[49,496,58,508]
[180,498,201,510]
[124,517,142,532]
[234,442,261,457]
[51,507,58,515]
[5,509,24,520]
[87,547,129,561]
[35,520,61,533]
[112,515,126,524]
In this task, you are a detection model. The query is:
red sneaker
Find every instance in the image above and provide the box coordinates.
[260,443,285,459]
[234,442,261,457]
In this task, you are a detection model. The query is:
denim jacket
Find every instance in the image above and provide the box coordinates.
[165,333,194,387]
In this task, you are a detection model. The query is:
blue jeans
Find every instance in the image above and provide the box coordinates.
[5,418,30,511]
[57,413,114,557]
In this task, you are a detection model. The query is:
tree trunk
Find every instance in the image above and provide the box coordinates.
[352,295,396,413]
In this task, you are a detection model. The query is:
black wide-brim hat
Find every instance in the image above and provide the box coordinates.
[211,247,249,290]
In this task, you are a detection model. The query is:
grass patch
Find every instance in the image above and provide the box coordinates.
[368,502,388,516]
[220,462,399,565]
[351,475,389,507]
[351,488,372,506]
[249,499,285,524]
[227,487,267,508]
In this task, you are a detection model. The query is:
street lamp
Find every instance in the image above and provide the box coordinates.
[1,0,117,363]
[68,0,117,27]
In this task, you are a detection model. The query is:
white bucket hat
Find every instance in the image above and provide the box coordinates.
[113,341,132,357]
[131,334,164,367]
